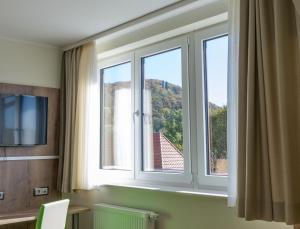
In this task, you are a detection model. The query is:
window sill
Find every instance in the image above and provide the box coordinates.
[95,182,228,199]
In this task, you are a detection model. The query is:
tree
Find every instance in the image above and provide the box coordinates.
[209,105,227,159]
[161,108,183,152]
[148,79,183,152]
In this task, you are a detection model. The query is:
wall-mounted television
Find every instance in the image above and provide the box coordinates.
[0,94,48,146]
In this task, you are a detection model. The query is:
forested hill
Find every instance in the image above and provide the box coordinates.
[145,79,227,158]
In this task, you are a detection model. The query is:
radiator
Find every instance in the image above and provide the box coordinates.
[94,204,159,229]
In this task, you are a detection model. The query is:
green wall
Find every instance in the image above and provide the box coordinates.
[65,186,291,229]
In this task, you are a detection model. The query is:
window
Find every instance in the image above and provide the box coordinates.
[203,35,228,176]
[100,61,133,171]
[98,23,229,192]
[195,23,228,189]
[141,48,184,173]
[135,37,191,184]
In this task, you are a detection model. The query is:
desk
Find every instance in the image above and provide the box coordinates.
[0,205,90,229]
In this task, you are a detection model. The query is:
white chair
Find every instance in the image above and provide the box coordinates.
[35,199,70,229]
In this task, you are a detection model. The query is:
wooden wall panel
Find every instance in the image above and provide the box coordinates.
[0,83,61,229]
[28,159,60,209]
[0,161,29,214]
[0,83,59,157]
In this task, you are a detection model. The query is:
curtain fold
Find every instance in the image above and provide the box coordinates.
[113,88,132,169]
[58,42,99,193]
[293,0,300,15]
[237,0,300,224]
[58,46,81,193]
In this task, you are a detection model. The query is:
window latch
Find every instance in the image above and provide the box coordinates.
[133,110,140,121]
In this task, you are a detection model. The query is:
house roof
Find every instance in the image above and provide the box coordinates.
[153,132,183,171]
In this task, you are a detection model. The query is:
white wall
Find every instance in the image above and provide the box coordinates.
[0,38,62,88]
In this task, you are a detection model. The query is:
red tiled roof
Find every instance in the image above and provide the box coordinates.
[153,132,183,171]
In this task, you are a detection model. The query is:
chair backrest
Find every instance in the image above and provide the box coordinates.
[35,199,70,229]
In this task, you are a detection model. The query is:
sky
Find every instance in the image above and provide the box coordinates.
[102,35,228,106]
[102,48,182,86]
[103,62,131,83]
[143,48,182,86]
[205,35,228,106]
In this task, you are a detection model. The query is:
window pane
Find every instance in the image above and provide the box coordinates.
[101,62,132,170]
[142,48,184,172]
[204,35,228,176]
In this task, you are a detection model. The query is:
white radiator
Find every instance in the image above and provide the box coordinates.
[94,204,158,229]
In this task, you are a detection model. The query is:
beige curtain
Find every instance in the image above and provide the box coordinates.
[58,46,81,193]
[237,0,300,225]
[58,42,99,193]
[76,42,100,190]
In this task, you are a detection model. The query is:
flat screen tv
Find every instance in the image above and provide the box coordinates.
[0,94,48,146]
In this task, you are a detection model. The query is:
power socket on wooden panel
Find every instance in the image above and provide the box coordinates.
[0,192,4,200]
[33,187,49,196]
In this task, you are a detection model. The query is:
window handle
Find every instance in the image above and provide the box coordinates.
[133,110,140,121]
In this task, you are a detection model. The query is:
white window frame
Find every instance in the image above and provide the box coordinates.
[97,23,229,193]
[134,36,192,187]
[98,52,135,184]
[195,23,228,190]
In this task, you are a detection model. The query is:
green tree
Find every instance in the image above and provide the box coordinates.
[147,79,183,152]
[161,108,183,152]
[209,105,227,159]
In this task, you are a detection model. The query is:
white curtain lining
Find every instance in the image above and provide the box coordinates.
[227,0,240,207]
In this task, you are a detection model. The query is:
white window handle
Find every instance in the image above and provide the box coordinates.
[133,110,140,121]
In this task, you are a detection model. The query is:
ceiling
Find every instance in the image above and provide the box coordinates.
[0,0,179,47]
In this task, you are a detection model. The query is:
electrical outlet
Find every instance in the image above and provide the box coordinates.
[33,187,49,196]
[0,192,4,200]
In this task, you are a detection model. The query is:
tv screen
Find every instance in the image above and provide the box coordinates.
[0,94,48,146]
